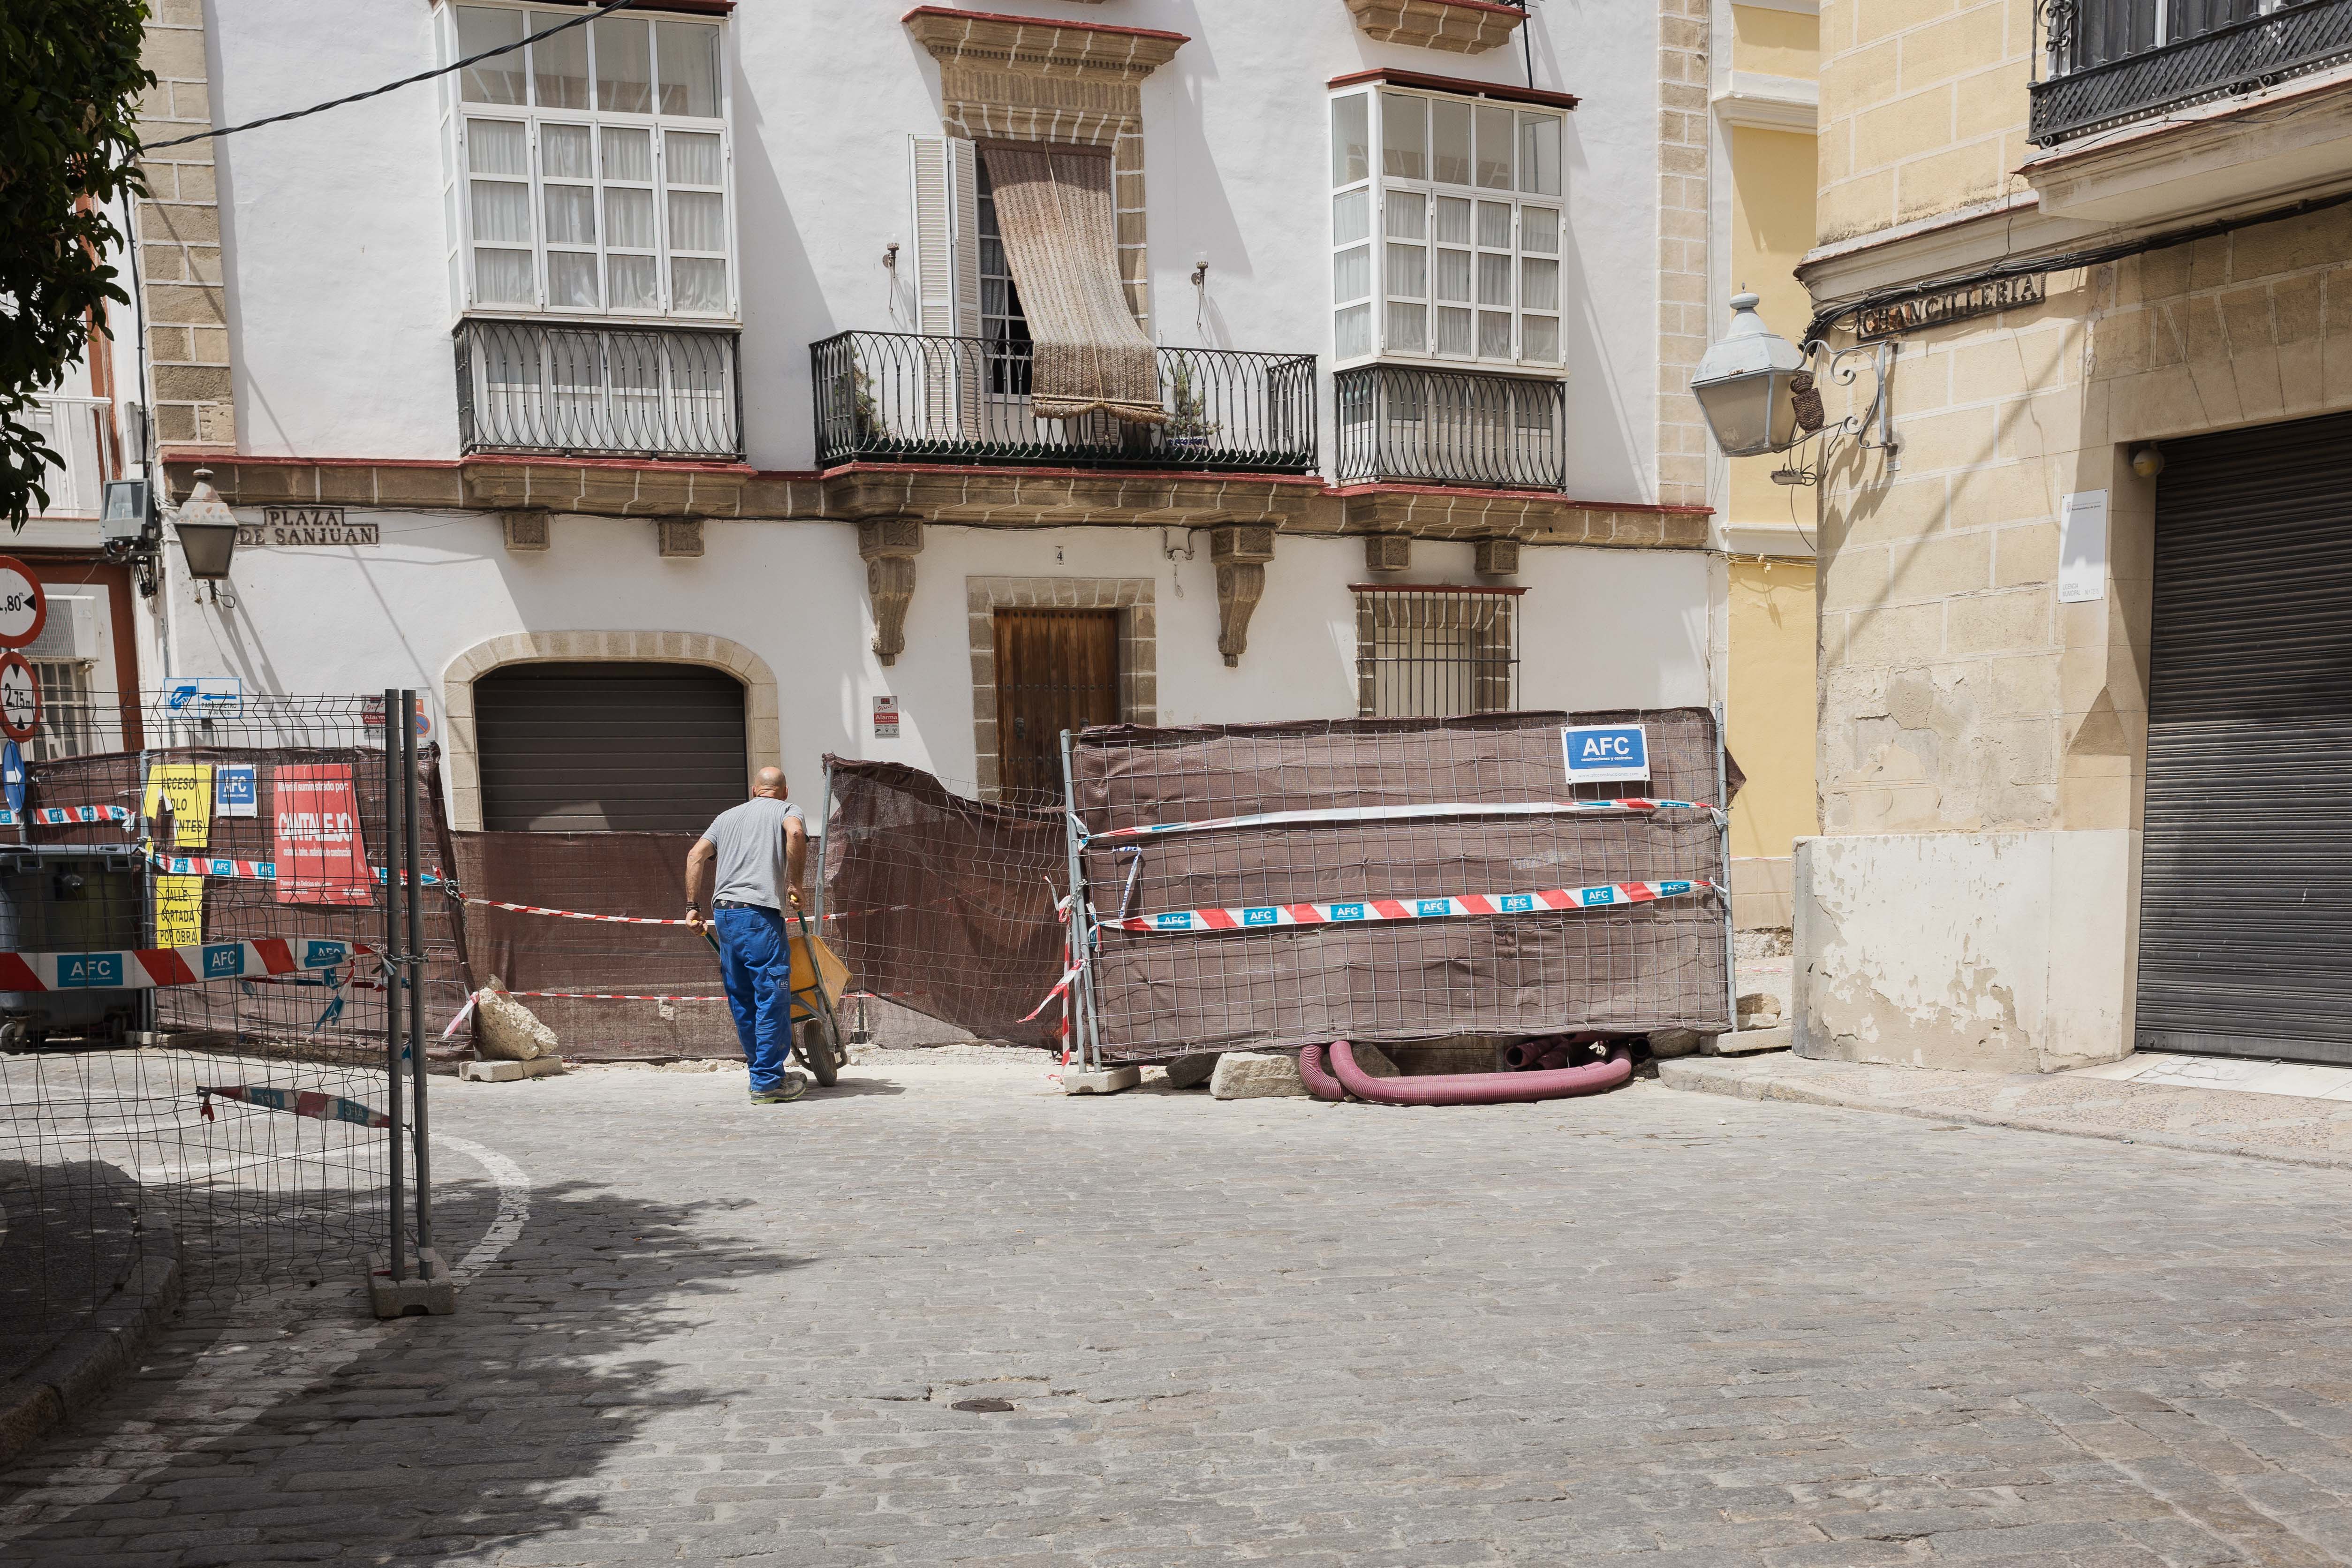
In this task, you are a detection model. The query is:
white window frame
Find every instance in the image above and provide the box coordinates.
[1330,86,1566,373]
[437,1,739,324]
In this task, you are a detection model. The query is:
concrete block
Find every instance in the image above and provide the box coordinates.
[1209,1051,1308,1099]
[1735,990,1782,1028]
[1707,1024,1792,1056]
[1646,1029,1704,1060]
[1164,1053,1219,1090]
[368,1249,456,1318]
[460,1057,567,1083]
[1062,1065,1140,1095]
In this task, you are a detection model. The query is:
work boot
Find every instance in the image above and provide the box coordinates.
[749,1072,808,1105]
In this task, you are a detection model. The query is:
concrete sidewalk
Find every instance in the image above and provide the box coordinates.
[1659,1050,2352,1171]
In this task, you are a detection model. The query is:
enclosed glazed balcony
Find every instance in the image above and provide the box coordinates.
[1333,364,1566,491]
[454,318,744,461]
[810,331,1319,475]
[2030,0,2352,144]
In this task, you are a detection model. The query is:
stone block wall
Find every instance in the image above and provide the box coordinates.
[135,0,235,451]
[1815,0,2031,245]
[1659,0,1714,507]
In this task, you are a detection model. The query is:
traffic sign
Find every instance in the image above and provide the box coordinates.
[0,740,23,814]
[0,558,47,650]
[0,654,40,743]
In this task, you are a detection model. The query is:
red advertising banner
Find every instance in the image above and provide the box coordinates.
[273,764,372,905]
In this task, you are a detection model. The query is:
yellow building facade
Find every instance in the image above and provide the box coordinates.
[1715,0,1821,932]
[1794,0,2352,1069]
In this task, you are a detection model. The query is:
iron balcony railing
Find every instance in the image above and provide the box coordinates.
[454,317,744,461]
[2031,0,2352,143]
[1333,364,1567,491]
[809,331,1319,474]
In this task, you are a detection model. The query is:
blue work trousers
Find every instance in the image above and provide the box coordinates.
[713,904,794,1092]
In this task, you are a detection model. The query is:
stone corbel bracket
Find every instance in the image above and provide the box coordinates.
[1210,525,1276,667]
[1343,0,1528,54]
[904,6,1187,144]
[860,518,924,667]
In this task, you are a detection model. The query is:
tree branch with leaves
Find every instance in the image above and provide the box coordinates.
[0,0,154,530]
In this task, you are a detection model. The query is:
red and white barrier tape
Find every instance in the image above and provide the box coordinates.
[465,898,694,926]
[510,988,727,1003]
[0,936,368,992]
[198,1083,388,1129]
[1085,798,1714,842]
[1110,878,1716,935]
[0,804,136,828]
[1019,964,1084,1023]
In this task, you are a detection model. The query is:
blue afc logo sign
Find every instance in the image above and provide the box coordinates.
[1580,887,1617,907]
[1242,907,1280,926]
[1500,894,1536,913]
[1562,723,1650,783]
[1416,898,1452,917]
[59,954,124,987]
[1328,902,1367,921]
[304,940,350,969]
[204,945,245,978]
[1153,912,1193,931]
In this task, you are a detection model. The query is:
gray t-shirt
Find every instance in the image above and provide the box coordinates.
[703,797,805,912]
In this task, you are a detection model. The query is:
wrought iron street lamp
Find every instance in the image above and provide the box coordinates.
[172,470,240,582]
[1691,294,1899,484]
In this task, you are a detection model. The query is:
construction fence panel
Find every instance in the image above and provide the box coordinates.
[819,758,1066,1049]
[1070,709,1733,1062]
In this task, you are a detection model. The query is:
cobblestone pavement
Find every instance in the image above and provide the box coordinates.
[10,1055,2352,1565]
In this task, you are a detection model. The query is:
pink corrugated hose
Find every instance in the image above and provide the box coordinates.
[1324,1039,1632,1106]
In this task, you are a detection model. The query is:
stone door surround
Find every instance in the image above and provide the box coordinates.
[440,630,781,832]
[967,576,1156,797]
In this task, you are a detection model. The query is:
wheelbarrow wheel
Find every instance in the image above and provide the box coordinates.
[796,1013,841,1088]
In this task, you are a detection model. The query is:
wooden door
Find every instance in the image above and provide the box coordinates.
[993,609,1120,799]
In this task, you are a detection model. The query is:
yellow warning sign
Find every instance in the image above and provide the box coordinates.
[143,764,214,849]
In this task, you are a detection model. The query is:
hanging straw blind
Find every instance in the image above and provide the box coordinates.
[978,143,1167,426]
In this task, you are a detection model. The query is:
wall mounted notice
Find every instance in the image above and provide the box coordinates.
[273,764,371,905]
[154,874,205,948]
[873,695,900,738]
[2060,490,2109,604]
[1562,724,1650,784]
[144,764,215,849]
[214,764,258,818]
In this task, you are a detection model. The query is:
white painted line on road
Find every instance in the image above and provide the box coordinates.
[435,1132,529,1282]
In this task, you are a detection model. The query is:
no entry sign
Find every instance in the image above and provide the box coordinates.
[0,558,46,650]
[0,652,41,742]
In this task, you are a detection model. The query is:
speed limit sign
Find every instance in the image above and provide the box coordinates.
[0,653,39,743]
[0,558,46,651]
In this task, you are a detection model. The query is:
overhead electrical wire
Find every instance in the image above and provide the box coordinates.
[141,0,637,152]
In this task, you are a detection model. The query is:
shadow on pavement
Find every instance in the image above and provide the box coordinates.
[0,1174,811,1564]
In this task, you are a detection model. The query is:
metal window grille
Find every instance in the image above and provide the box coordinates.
[2030,0,2352,143]
[454,317,743,459]
[809,331,1318,474]
[1353,584,1522,718]
[1334,364,1566,490]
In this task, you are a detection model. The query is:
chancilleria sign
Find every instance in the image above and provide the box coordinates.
[1854,273,2046,341]
[234,507,379,547]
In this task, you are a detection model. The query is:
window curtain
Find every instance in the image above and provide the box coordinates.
[976,143,1166,427]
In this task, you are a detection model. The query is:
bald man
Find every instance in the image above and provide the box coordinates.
[686,767,811,1103]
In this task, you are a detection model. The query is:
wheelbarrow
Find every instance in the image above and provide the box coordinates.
[701,904,852,1087]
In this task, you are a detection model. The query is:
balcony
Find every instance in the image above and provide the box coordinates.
[2031,0,2352,144]
[809,332,1318,475]
[454,318,743,462]
[1333,364,1566,491]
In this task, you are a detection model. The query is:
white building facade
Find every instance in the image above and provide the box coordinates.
[57,0,1728,831]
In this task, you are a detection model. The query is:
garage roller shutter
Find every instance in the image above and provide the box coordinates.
[476,662,748,833]
[2139,410,2352,1061]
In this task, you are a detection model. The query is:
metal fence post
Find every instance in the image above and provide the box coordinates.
[1716,701,1737,1036]
[402,691,432,1260]
[381,688,406,1283]
[1059,729,1104,1071]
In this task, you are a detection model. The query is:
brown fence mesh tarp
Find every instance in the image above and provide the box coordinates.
[451,830,740,1060]
[1071,709,1732,1061]
[819,759,1065,1047]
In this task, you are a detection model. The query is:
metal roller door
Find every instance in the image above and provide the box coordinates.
[475,662,748,833]
[2138,410,2352,1061]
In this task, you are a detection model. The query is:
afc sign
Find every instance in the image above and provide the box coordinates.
[1562,724,1649,784]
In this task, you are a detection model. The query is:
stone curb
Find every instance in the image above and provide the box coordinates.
[1656,1057,2352,1174]
[0,1213,182,1470]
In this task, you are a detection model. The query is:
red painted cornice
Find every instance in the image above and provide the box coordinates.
[1328,67,1579,112]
